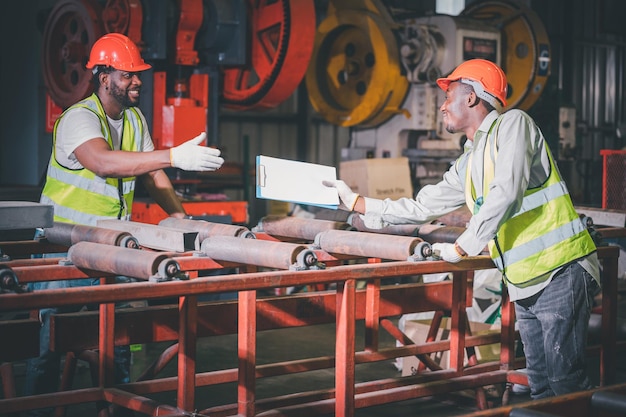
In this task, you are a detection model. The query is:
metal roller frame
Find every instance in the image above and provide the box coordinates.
[159,217,255,241]
[45,221,139,248]
[255,215,353,241]
[313,229,432,261]
[68,241,182,281]
[0,264,24,293]
[200,235,320,270]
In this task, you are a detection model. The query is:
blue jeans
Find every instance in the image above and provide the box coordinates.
[24,252,131,416]
[514,262,599,399]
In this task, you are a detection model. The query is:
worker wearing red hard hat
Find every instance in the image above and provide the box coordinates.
[326,58,600,399]
[26,33,224,416]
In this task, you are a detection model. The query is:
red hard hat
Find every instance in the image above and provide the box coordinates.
[86,33,151,72]
[436,59,508,108]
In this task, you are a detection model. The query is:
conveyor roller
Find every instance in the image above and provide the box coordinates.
[349,215,465,243]
[314,229,432,261]
[45,221,139,248]
[0,264,24,293]
[200,235,319,270]
[159,217,255,240]
[255,215,353,241]
[68,242,181,281]
[348,214,419,236]
[591,391,626,413]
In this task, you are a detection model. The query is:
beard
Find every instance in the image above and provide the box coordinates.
[110,83,140,108]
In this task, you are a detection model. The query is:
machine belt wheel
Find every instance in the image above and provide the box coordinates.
[221,0,316,110]
[42,0,105,109]
[462,0,551,111]
[305,5,408,127]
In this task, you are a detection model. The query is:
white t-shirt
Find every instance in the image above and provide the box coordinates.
[54,107,155,169]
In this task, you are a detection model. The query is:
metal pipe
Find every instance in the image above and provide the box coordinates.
[0,264,22,292]
[256,215,353,241]
[67,242,179,280]
[591,391,626,413]
[314,229,430,261]
[416,225,466,244]
[509,410,559,417]
[200,235,317,270]
[348,214,419,236]
[349,216,465,243]
[45,222,138,248]
[159,217,255,240]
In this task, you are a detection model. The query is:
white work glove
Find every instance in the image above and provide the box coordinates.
[432,242,464,263]
[322,179,359,211]
[170,132,224,172]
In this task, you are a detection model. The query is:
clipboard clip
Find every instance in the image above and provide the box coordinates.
[257,164,266,187]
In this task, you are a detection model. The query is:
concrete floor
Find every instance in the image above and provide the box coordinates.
[10,292,626,417]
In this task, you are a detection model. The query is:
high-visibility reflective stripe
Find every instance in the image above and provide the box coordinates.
[40,195,113,225]
[47,165,135,197]
[511,181,568,219]
[492,218,586,270]
[46,165,120,199]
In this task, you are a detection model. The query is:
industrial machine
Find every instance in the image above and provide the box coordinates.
[306,0,551,188]
[40,0,317,223]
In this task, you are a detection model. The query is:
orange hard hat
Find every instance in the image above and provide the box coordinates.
[436,59,507,109]
[86,33,151,72]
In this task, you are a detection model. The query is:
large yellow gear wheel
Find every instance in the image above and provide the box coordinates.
[462,0,551,111]
[306,0,408,127]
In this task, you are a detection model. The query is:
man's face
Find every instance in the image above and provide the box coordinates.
[439,82,471,134]
[109,70,143,108]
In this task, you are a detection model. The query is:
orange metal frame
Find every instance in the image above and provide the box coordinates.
[0,244,621,417]
[600,149,626,210]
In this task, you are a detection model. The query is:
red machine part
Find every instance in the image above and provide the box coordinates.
[152,72,209,149]
[131,201,249,225]
[102,0,144,48]
[175,0,203,65]
[41,0,104,109]
[221,0,316,110]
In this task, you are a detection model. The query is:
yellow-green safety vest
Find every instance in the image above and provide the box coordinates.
[40,93,143,225]
[462,113,596,287]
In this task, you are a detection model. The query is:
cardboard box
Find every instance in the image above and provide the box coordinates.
[339,157,413,200]
[401,318,500,376]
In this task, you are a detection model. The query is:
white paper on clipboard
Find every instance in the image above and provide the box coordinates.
[256,155,339,209]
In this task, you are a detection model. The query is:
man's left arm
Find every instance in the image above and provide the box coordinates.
[140,169,186,218]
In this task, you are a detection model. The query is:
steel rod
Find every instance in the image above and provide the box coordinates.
[45,221,138,248]
[315,229,425,260]
[159,217,254,240]
[256,215,353,241]
[68,242,177,280]
[200,235,314,270]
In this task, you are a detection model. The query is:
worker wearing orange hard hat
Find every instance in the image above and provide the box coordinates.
[325,58,600,399]
[25,33,224,416]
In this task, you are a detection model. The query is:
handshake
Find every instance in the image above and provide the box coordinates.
[170,132,224,172]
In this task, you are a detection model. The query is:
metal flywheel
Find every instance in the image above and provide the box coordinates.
[462,0,551,111]
[42,0,105,109]
[305,0,409,127]
[221,0,316,110]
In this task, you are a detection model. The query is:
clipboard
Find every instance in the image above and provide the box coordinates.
[256,155,339,209]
